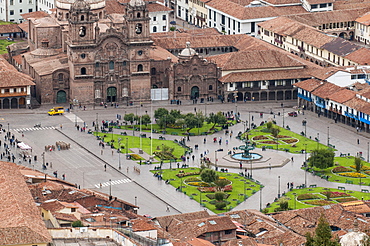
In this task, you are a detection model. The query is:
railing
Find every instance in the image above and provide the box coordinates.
[116,228,162,246]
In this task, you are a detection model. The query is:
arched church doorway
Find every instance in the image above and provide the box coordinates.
[107,87,117,102]
[57,90,67,103]
[190,86,199,99]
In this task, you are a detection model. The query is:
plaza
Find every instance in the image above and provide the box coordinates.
[4,99,370,217]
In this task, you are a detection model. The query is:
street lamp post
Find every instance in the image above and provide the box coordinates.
[259,188,262,211]
[367,142,369,162]
[250,160,252,178]
[278,176,281,198]
[327,126,330,146]
[134,196,137,206]
[109,179,112,197]
[282,109,285,128]
[317,133,320,149]
[96,113,99,131]
[304,118,307,136]
[7,122,9,133]
[244,181,246,201]
[126,138,129,157]
[118,138,121,170]
[214,150,218,171]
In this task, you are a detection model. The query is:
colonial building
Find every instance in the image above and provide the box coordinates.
[15,0,178,105]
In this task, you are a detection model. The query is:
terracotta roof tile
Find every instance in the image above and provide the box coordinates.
[21,11,49,19]
[293,78,323,92]
[341,201,370,214]
[147,3,172,12]
[322,37,361,57]
[208,50,305,70]
[52,212,78,221]
[0,57,35,87]
[356,11,370,26]
[105,0,126,14]
[150,45,178,62]
[0,162,51,245]
[0,24,21,34]
[131,218,157,232]
[155,210,211,229]
[312,81,342,98]
[344,47,370,65]
[327,88,356,103]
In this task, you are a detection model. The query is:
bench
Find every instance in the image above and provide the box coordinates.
[189,133,195,136]
[120,132,127,135]
[361,189,369,193]
[309,184,317,188]
[345,180,353,184]
[338,186,346,190]
[266,146,273,149]
[171,132,178,135]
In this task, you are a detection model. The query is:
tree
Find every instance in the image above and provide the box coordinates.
[308,149,335,169]
[200,168,218,183]
[279,198,289,211]
[72,220,84,227]
[271,127,280,138]
[266,121,273,130]
[214,179,229,192]
[214,192,225,202]
[124,113,135,125]
[157,114,175,129]
[206,112,227,130]
[141,114,151,127]
[154,108,169,120]
[307,214,340,246]
[355,157,363,173]
[170,109,182,119]
[184,113,204,133]
[305,232,315,246]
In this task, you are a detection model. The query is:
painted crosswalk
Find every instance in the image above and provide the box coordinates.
[64,113,84,123]
[14,126,56,132]
[94,178,132,188]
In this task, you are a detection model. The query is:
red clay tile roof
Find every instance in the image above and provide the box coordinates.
[209,50,305,71]
[0,57,35,87]
[207,0,306,20]
[40,200,66,212]
[105,0,126,14]
[293,78,323,92]
[341,201,370,214]
[155,210,211,229]
[0,162,51,245]
[356,11,370,26]
[344,47,370,65]
[345,96,370,114]
[21,11,49,19]
[131,218,157,232]
[53,212,78,221]
[147,3,172,12]
[18,22,29,32]
[312,81,342,99]
[327,88,356,103]
[0,24,21,34]
[150,45,178,62]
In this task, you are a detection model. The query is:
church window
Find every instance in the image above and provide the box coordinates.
[153,26,157,32]
[137,12,141,18]
[151,68,156,75]
[137,64,143,72]
[209,85,213,90]
[95,62,100,67]
[177,87,181,92]
[95,89,101,98]
[122,61,127,66]
[80,53,86,59]
[109,61,114,70]
[58,73,64,81]
[66,13,69,19]
[80,15,84,21]
[81,67,86,75]
[138,50,143,56]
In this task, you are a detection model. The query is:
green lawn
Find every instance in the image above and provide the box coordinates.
[265,187,370,213]
[306,156,370,186]
[151,167,263,214]
[247,124,331,154]
[0,39,17,54]
[94,132,186,162]
[116,121,234,136]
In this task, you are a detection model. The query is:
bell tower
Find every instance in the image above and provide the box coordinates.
[126,0,151,43]
[68,0,98,46]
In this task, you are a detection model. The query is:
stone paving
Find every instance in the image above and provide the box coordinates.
[7,100,370,216]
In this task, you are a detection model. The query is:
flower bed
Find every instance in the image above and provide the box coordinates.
[297,193,320,200]
[338,172,367,178]
[252,135,269,140]
[332,166,352,173]
[350,165,370,171]
[260,140,278,144]
[365,171,370,175]
[321,191,349,198]
[304,200,335,206]
[130,154,144,160]
[335,197,358,203]
[282,139,298,144]
[198,185,233,193]
[277,135,291,139]
[176,171,201,178]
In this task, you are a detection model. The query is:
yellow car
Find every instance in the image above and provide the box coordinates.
[48,107,64,116]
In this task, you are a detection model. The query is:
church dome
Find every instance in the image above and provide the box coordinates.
[179,42,197,58]
[340,231,367,246]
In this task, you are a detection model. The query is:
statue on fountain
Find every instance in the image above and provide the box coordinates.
[238,134,255,158]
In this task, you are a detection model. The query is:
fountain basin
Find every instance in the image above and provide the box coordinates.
[231,153,262,161]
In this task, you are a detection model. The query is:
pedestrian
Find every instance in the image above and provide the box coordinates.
[127,167,129,173]
[104,164,107,171]
[269,163,271,169]
[287,182,290,189]
[192,155,195,161]
[226,140,228,145]
[252,116,254,121]
[291,157,294,162]
[204,138,206,144]
[239,161,242,169]
[60,124,63,130]
[28,159,31,164]
[62,174,65,180]
[357,139,360,145]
